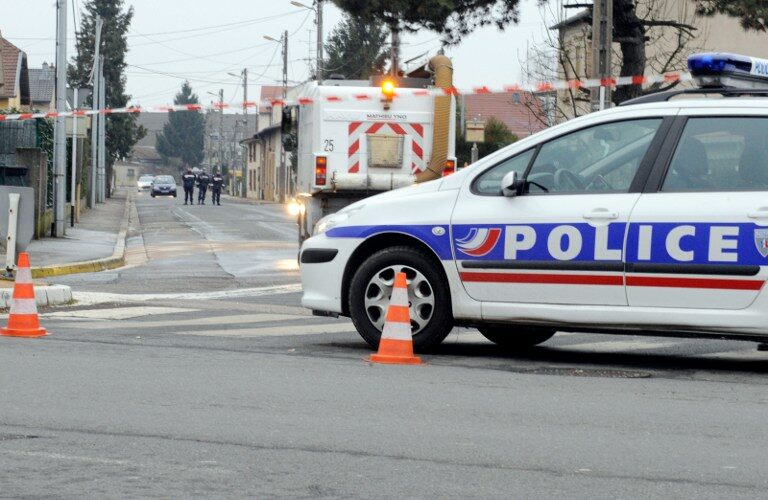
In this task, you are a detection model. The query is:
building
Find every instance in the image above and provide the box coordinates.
[243,85,289,202]
[461,93,548,139]
[0,33,30,110]
[243,124,281,202]
[28,62,54,112]
[552,1,768,121]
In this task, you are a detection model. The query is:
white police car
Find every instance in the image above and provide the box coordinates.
[300,53,768,352]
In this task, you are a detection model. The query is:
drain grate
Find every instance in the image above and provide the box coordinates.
[0,434,40,442]
[505,367,652,378]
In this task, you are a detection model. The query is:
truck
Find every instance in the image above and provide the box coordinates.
[285,55,457,242]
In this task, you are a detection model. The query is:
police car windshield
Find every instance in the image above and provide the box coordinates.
[155,176,175,183]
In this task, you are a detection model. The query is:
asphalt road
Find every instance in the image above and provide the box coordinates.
[1,193,767,498]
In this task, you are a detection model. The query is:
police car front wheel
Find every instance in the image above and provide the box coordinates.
[477,326,556,349]
[348,246,453,353]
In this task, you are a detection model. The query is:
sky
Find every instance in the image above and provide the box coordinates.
[2,0,559,107]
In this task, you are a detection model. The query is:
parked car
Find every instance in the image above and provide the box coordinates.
[151,175,177,198]
[137,174,154,191]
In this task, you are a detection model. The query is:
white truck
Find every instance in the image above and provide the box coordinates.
[287,55,457,242]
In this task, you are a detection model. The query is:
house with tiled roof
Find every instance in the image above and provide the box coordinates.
[0,32,30,110]
[462,92,548,139]
[28,62,55,111]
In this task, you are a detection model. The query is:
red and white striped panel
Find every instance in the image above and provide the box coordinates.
[347,121,425,174]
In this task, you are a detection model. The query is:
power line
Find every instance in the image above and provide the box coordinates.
[129,11,305,47]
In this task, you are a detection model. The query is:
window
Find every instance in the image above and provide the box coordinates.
[661,117,768,192]
[526,119,662,194]
[473,149,535,195]
[127,168,135,178]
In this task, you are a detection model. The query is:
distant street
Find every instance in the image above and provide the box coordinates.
[1,193,767,497]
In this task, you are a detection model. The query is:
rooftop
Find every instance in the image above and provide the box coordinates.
[462,92,547,138]
[28,63,54,104]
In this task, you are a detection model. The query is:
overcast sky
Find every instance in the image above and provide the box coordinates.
[2,0,558,106]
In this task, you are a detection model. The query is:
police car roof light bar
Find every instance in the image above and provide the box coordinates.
[688,53,768,89]
[621,52,768,106]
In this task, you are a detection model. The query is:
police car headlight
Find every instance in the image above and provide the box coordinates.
[313,206,364,235]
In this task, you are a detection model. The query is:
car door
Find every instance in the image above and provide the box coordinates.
[626,110,768,310]
[450,112,672,306]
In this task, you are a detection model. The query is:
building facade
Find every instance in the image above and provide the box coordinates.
[0,33,30,110]
[553,1,768,121]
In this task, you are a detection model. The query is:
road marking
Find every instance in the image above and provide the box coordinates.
[2,450,129,465]
[179,322,358,337]
[42,306,196,320]
[555,340,682,353]
[73,283,302,305]
[699,350,768,361]
[66,313,303,329]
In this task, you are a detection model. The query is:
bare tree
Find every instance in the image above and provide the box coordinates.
[521,0,703,123]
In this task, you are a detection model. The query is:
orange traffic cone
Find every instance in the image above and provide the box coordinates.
[1,253,47,338]
[367,272,421,365]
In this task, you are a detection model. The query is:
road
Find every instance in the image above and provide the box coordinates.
[1,193,767,498]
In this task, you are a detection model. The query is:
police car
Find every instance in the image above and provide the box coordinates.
[299,53,768,352]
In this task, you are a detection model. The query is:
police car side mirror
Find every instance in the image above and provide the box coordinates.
[501,171,520,197]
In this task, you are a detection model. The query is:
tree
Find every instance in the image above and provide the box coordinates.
[156,82,205,168]
[456,116,517,166]
[331,0,523,45]
[68,0,145,195]
[693,1,768,32]
[324,14,388,79]
[523,0,701,122]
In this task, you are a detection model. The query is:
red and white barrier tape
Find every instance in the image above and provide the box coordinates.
[0,71,692,122]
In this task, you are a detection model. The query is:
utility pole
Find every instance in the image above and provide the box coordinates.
[281,30,289,202]
[53,0,67,237]
[218,88,224,176]
[97,56,106,202]
[591,0,613,111]
[242,68,248,197]
[89,16,102,209]
[70,87,78,227]
[315,0,323,81]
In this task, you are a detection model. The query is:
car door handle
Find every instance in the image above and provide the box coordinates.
[583,210,619,220]
[748,210,768,219]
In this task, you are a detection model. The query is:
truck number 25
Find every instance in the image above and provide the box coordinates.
[323,139,334,152]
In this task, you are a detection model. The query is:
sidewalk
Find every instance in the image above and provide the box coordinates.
[0,189,131,308]
[26,191,126,268]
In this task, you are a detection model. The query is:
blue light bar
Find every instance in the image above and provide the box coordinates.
[688,53,768,89]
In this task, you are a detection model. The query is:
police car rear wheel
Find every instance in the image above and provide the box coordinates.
[349,246,453,352]
[477,326,556,349]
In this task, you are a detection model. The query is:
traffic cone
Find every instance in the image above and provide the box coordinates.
[367,272,421,365]
[1,253,47,338]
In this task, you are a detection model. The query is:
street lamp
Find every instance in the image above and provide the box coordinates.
[290,0,323,81]
[263,35,281,44]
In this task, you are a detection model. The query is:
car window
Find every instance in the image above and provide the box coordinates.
[526,119,663,194]
[473,149,535,195]
[155,176,175,183]
[661,117,768,192]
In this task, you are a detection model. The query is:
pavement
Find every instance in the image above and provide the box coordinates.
[2,191,768,497]
[0,189,131,308]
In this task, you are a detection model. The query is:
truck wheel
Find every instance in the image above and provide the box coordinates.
[477,326,556,349]
[348,246,453,352]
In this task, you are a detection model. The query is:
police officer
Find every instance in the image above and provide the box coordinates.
[182,167,196,205]
[197,169,211,205]
[211,169,224,206]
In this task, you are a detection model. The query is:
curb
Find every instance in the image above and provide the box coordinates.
[0,284,73,308]
[30,194,133,279]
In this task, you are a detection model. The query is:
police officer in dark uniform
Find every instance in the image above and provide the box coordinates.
[197,169,211,205]
[211,169,224,206]
[182,167,196,205]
